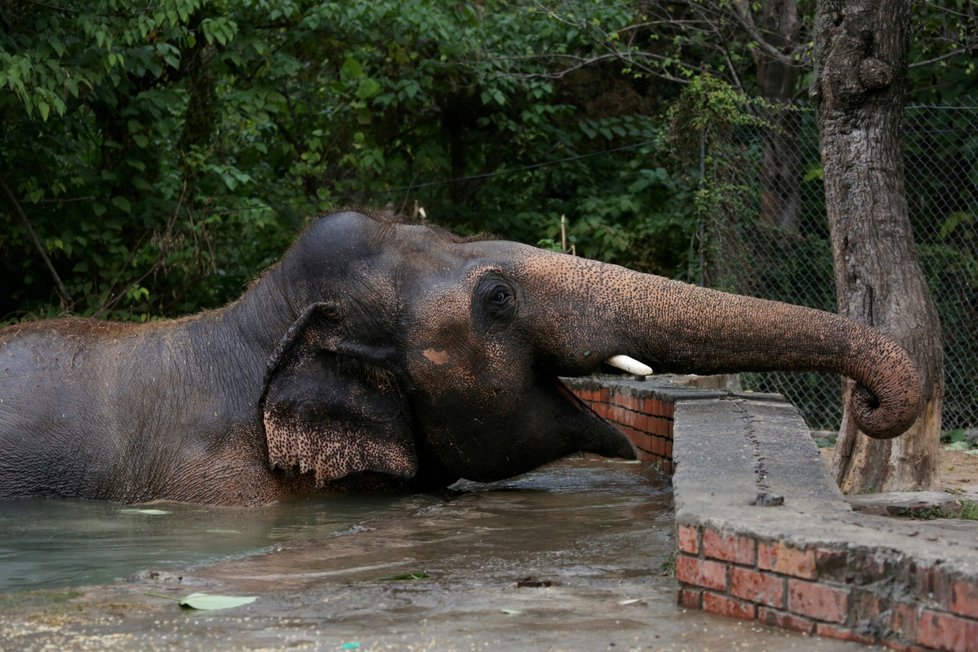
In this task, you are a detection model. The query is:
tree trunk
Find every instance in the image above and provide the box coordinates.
[812,0,943,493]
[752,0,804,233]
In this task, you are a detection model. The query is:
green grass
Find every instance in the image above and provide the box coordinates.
[961,500,978,521]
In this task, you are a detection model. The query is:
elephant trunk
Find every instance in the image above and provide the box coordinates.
[519,254,922,440]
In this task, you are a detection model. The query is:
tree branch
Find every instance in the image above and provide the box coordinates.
[0,175,72,309]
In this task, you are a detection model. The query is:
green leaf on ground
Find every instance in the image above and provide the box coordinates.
[179,593,257,610]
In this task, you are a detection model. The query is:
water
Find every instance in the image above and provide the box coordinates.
[0,460,862,650]
[0,460,662,593]
[0,493,411,592]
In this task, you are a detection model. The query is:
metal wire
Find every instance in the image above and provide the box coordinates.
[702,102,977,431]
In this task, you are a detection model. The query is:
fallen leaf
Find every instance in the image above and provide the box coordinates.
[120,508,171,515]
[179,593,257,610]
[500,608,523,616]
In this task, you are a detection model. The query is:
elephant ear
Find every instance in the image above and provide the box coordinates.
[260,303,417,487]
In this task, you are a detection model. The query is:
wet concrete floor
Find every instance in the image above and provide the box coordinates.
[0,459,863,651]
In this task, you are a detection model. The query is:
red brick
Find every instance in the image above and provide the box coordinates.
[626,409,644,429]
[730,567,785,608]
[882,641,928,652]
[640,398,660,416]
[704,591,756,620]
[788,580,848,624]
[949,577,978,619]
[677,525,699,554]
[757,607,815,634]
[917,608,978,652]
[815,623,878,645]
[664,439,673,458]
[649,417,671,436]
[651,436,666,456]
[623,427,652,453]
[851,589,881,623]
[889,602,919,643]
[678,588,702,609]
[612,393,632,410]
[636,413,654,434]
[758,541,817,579]
[703,529,756,566]
[675,555,727,591]
[815,548,848,581]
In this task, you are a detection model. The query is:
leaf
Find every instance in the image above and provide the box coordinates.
[357,78,381,100]
[120,508,171,515]
[179,593,257,610]
[947,429,967,444]
[340,57,364,81]
[946,441,972,452]
[339,644,361,650]
[111,196,132,213]
[500,608,523,616]
[205,529,242,535]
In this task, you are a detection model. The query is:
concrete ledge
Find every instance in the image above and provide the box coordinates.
[566,376,978,651]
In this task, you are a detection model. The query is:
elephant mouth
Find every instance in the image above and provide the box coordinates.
[551,376,637,462]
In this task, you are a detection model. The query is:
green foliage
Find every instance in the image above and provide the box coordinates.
[1,0,702,321]
[0,0,296,320]
[2,1,973,325]
[962,501,978,521]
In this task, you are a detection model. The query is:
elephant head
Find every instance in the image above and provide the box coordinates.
[257,211,921,490]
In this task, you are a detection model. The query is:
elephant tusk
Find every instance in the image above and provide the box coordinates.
[605,355,653,377]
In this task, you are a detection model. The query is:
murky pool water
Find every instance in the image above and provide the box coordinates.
[0,492,415,592]
[0,459,661,593]
[0,459,863,650]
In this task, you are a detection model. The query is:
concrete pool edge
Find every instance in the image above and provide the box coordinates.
[564,376,978,651]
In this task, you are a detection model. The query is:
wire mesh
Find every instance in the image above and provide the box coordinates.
[702,101,978,431]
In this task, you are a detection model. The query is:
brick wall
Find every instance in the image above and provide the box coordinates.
[565,376,978,652]
[570,383,675,473]
[676,524,978,650]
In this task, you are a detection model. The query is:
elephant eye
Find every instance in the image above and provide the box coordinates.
[489,285,513,307]
[475,276,518,330]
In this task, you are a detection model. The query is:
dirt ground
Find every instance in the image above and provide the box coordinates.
[819,446,978,492]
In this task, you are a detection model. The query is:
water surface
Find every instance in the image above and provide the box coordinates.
[0,492,410,591]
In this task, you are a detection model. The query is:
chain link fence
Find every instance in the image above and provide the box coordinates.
[700,101,978,432]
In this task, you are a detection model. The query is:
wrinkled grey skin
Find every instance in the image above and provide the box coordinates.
[0,212,921,505]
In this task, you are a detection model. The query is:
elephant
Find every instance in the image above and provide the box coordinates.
[0,211,921,505]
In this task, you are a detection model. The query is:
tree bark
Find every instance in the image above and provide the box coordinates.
[812,0,943,492]
[751,0,804,233]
